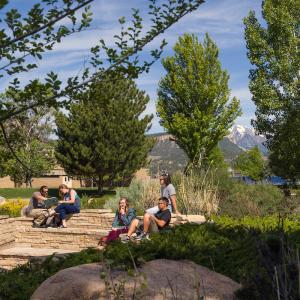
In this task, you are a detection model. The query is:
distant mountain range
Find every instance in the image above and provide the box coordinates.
[147,125,267,175]
[227,125,267,155]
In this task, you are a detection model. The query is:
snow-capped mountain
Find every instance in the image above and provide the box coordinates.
[227,125,267,155]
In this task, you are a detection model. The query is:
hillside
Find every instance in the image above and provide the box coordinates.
[148,134,244,175]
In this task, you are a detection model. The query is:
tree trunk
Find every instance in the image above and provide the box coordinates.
[97,175,104,195]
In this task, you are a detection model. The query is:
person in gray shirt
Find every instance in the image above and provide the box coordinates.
[146,172,180,215]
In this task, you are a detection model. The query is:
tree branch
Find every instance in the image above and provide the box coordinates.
[1,0,94,50]
[0,1,203,122]
[0,122,33,173]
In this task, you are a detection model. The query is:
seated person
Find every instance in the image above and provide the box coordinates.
[55,184,80,228]
[123,197,171,242]
[25,185,49,217]
[99,197,136,246]
[146,172,180,215]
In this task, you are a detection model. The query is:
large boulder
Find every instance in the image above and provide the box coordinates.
[31,259,241,300]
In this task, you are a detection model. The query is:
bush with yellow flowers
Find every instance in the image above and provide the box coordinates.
[0,198,28,217]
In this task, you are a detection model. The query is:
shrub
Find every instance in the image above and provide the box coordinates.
[104,179,160,214]
[0,248,101,300]
[175,168,219,216]
[80,194,108,209]
[0,198,28,217]
[218,182,285,217]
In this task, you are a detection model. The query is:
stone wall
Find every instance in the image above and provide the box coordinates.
[0,210,206,270]
[0,216,16,247]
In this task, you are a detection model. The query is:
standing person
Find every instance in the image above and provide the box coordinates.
[25,185,49,217]
[55,184,80,228]
[99,197,136,246]
[146,172,180,215]
[123,197,171,242]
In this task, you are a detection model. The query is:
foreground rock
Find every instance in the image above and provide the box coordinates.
[31,259,241,300]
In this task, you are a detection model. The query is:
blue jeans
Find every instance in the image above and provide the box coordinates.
[55,203,80,220]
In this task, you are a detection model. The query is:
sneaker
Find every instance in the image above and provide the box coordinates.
[135,233,150,241]
[121,236,131,243]
[134,230,142,239]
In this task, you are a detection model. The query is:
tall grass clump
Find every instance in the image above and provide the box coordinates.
[174,167,219,216]
[104,179,160,214]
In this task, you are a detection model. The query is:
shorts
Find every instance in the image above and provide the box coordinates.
[137,219,159,233]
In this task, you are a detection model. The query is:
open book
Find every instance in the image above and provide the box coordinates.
[44,197,59,208]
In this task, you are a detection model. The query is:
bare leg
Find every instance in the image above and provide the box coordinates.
[127,219,139,237]
[143,213,151,233]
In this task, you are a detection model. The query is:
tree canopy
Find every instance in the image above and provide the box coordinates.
[0,93,55,186]
[0,0,205,123]
[157,33,241,166]
[233,146,266,181]
[244,0,300,180]
[55,74,154,193]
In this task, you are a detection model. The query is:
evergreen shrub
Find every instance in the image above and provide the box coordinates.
[0,248,101,300]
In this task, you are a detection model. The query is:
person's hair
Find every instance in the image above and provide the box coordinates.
[39,185,48,193]
[160,172,171,186]
[159,197,169,206]
[119,197,129,214]
[58,184,69,198]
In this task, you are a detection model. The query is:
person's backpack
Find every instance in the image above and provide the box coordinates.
[32,209,57,227]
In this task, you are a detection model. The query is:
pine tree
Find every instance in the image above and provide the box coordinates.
[55,74,153,193]
[157,33,241,166]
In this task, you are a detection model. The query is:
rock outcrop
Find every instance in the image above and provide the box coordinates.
[31,259,241,300]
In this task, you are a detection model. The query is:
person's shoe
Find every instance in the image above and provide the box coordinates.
[134,230,142,239]
[121,236,131,243]
[135,232,150,241]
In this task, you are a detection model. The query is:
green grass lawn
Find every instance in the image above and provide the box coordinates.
[0,187,115,199]
[0,188,115,211]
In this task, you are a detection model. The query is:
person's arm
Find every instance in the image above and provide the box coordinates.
[32,192,47,203]
[112,211,120,228]
[170,194,180,214]
[151,210,171,228]
[35,194,48,203]
[59,189,76,204]
[151,215,166,228]
[120,208,136,226]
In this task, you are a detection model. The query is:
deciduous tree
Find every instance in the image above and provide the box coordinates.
[0,0,205,123]
[0,94,55,186]
[233,146,266,182]
[244,0,300,180]
[157,33,241,166]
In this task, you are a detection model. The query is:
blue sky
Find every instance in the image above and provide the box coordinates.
[1,0,263,133]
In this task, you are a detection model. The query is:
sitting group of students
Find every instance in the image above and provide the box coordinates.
[26,184,81,228]
[100,172,179,244]
[25,172,178,243]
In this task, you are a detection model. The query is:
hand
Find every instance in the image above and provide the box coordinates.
[120,208,125,215]
[58,200,64,204]
[112,227,118,231]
